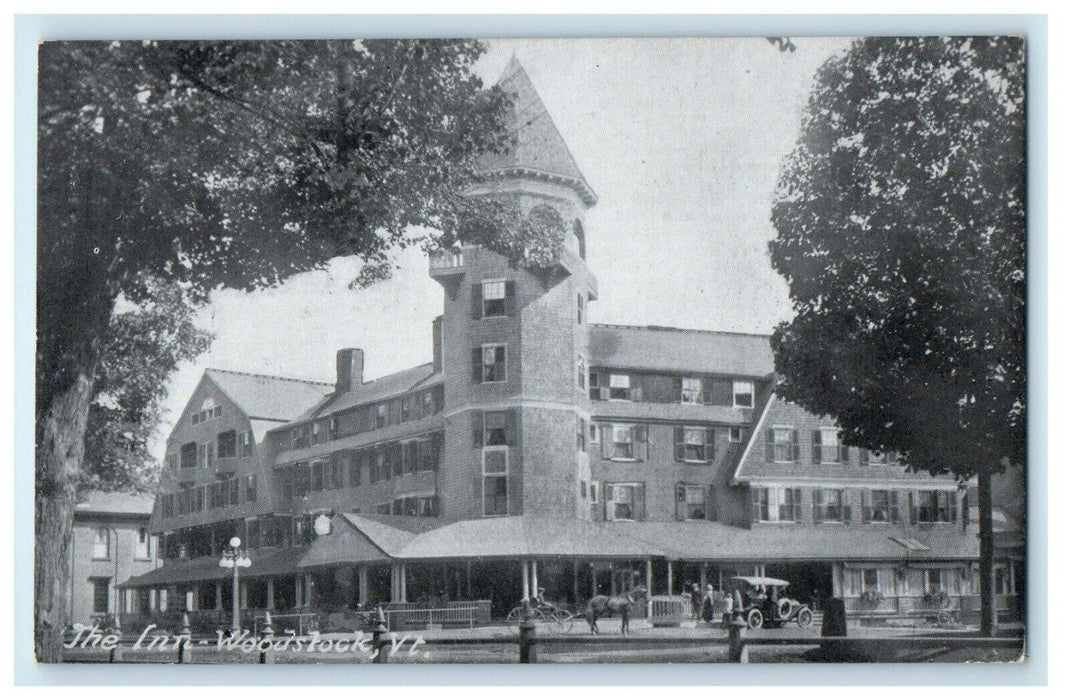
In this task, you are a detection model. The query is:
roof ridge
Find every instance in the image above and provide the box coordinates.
[357,361,436,387]
[205,367,333,386]
[591,323,773,339]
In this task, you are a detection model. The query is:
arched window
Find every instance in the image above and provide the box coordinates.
[572,219,586,260]
[92,526,110,559]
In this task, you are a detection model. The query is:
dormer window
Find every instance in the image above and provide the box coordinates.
[681,377,702,404]
[733,380,754,408]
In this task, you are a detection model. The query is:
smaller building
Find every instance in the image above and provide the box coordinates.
[69,491,160,626]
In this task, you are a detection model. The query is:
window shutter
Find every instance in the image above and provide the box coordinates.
[909,492,918,524]
[842,492,853,523]
[950,492,959,523]
[792,488,803,522]
[706,486,718,521]
[813,489,824,523]
[840,445,851,464]
[889,491,900,523]
[472,411,484,448]
[599,386,610,401]
[471,283,483,319]
[674,427,684,462]
[600,426,613,460]
[472,348,483,384]
[751,487,761,521]
[505,409,516,446]
[705,428,716,461]
[634,425,648,460]
[791,429,801,462]
[474,474,483,510]
[675,483,686,521]
[672,377,683,403]
[504,281,516,316]
[812,430,822,463]
[861,490,871,523]
[630,380,644,402]
[604,484,615,521]
[765,429,775,462]
[636,484,647,521]
[700,378,714,405]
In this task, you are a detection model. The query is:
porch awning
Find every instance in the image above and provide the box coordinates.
[119,545,310,588]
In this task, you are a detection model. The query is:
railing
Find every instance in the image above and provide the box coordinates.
[844,593,1021,618]
[649,595,691,626]
[382,600,491,629]
[429,250,464,270]
[253,611,319,637]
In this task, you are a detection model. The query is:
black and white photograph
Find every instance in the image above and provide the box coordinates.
[28,30,1030,670]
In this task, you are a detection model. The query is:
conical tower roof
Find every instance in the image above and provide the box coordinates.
[479,56,597,206]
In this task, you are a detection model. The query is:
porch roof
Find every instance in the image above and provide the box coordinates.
[119,545,310,588]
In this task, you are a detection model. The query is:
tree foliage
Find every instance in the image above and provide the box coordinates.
[769,36,1025,480]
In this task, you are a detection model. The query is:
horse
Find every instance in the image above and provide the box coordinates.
[585,586,647,635]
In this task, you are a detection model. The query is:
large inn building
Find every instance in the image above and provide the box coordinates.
[123,59,1014,624]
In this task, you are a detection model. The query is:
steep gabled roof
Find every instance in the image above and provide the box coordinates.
[204,368,332,422]
[289,363,441,424]
[478,56,596,205]
[75,491,154,517]
[589,324,775,377]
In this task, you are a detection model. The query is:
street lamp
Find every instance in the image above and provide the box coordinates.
[219,536,252,634]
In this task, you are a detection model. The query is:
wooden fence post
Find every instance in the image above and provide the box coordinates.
[371,605,390,664]
[519,600,538,664]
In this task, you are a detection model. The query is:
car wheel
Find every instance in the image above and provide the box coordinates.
[746,609,764,630]
[797,608,813,627]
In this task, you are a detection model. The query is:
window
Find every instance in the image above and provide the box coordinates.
[160,494,175,519]
[216,430,237,459]
[240,431,254,457]
[420,391,434,418]
[604,483,644,521]
[482,447,508,516]
[813,427,848,463]
[478,410,513,447]
[577,293,585,324]
[589,371,600,400]
[91,578,111,614]
[813,489,850,523]
[765,427,799,463]
[311,461,324,491]
[474,344,507,383]
[732,381,754,408]
[864,489,899,523]
[577,356,586,391]
[228,477,239,505]
[92,526,110,559]
[481,280,507,317]
[681,377,702,404]
[914,490,957,523]
[375,503,392,515]
[197,442,213,469]
[608,374,631,400]
[674,426,715,463]
[245,474,257,503]
[180,442,197,469]
[349,452,363,486]
[577,416,587,451]
[677,485,708,520]
[601,423,649,461]
[862,568,879,592]
[401,397,412,423]
[167,453,178,473]
[729,427,745,443]
[859,449,894,465]
[924,569,946,594]
[751,487,801,522]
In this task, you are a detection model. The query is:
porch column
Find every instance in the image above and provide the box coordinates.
[215,581,223,610]
[240,580,248,609]
[357,566,368,607]
[186,589,196,611]
[302,573,314,607]
[667,560,674,596]
[573,560,580,605]
[149,589,157,612]
[646,559,653,618]
[266,578,275,610]
[466,560,472,599]
[699,566,707,591]
[400,563,407,603]
[531,560,539,595]
[590,563,597,597]
[521,560,530,601]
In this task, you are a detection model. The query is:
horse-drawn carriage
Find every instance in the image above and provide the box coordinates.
[727,576,813,629]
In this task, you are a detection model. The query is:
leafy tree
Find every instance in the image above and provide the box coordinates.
[36,39,550,660]
[82,276,212,493]
[769,36,1025,635]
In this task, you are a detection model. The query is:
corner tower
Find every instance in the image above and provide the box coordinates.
[431,57,599,521]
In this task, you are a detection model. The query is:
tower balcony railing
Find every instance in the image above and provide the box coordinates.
[429,250,465,271]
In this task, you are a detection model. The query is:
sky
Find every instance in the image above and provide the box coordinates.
[155,36,853,458]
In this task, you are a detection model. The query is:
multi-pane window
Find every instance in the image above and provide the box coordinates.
[245,474,257,503]
[676,484,708,520]
[681,377,703,404]
[481,280,507,317]
[474,344,506,383]
[481,411,513,446]
[135,528,151,559]
[588,371,600,400]
[197,442,213,469]
[859,449,894,465]
[813,489,850,523]
[577,293,585,324]
[602,423,643,460]
[674,426,715,463]
[729,427,745,443]
[914,490,957,523]
[228,477,239,505]
[180,442,197,469]
[420,391,434,418]
[864,489,899,523]
[577,356,586,391]
[604,483,643,521]
[608,374,631,400]
[216,430,237,459]
[349,452,363,486]
[401,397,412,423]
[376,404,388,429]
[732,380,755,408]
[483,448,508,516]
[765,427,799,463]
[92,578,110,614]
[240,431,254,457]
[576,416,587,451]
[751,487,801,522]
[813,427,849,463]
[92,526,110,559]
[190,403,223,426]
[862,568,879,592]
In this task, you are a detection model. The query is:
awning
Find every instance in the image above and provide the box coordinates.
[119,545,310,588]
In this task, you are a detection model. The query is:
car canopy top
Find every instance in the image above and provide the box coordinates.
[727,576,790,587]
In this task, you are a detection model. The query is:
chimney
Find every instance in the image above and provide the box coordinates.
[432,316,444,374]
[336,348,364,395]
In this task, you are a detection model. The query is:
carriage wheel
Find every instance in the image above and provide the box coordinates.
[506,606,523,634]
[746,609,764,630]
[797,608,813,627]
[551,610,575,633]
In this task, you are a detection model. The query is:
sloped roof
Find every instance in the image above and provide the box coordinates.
[478,57,596,205]
[291,364,441,423]
[589,324,775,377]
[119,546,310,588]
[204,368,332,422]
[75,491,154,517]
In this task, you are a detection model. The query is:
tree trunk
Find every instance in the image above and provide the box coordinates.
[977,468,998,637]
[35,370,95,662]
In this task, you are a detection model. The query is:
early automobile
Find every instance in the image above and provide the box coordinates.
[726,576,814,629]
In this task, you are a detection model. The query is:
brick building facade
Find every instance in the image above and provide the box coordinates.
[123,58,1007,624]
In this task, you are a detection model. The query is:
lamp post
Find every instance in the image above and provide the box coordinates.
[219,536,252,634]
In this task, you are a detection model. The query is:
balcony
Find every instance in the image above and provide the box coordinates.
[429,250,466,278]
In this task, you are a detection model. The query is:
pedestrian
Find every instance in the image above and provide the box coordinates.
[689,583,702,619]
[701,584,716,623]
